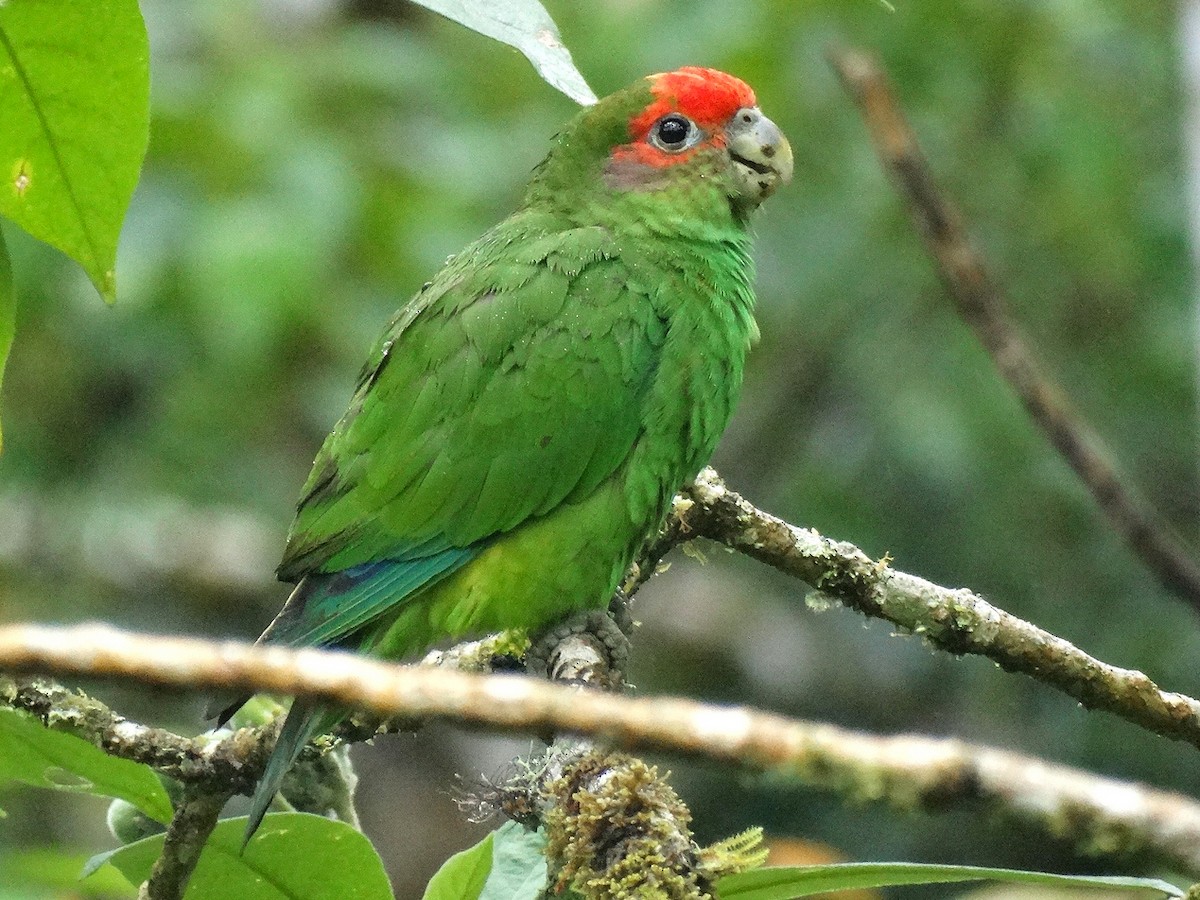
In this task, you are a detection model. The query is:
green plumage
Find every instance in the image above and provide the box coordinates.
[231,68,789,843]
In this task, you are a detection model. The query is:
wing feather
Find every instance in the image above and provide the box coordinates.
[277,216,662,591]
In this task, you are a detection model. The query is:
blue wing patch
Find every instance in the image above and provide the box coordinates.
[263,547,478,649]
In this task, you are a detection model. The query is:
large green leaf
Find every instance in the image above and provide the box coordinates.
[716,862,1185,899]
[411,0,596,105]
[0,707,172,824]
[0,0,149,301]
[0,229,11,454]
[86,814,393,900]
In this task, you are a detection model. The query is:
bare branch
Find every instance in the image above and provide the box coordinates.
[681,469,1200,750]
[828,45,1200,613]
[3,623,1200,873]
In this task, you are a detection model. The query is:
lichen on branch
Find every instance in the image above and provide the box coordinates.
[4,470,1200,877]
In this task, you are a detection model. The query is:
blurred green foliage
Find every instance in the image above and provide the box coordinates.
[0,0,1197,896]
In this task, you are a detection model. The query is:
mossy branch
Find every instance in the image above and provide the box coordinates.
[4,471,1200,880]
[674,469,1200,751]
[3,617,1200,874]
[139,784,232,900]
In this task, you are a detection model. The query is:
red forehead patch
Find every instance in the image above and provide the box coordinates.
[629,67,757,138]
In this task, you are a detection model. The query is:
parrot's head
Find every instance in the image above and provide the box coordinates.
[531,67,793,226]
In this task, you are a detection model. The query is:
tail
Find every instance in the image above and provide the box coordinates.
[233,556,476,844]
[206,691,250,727]
[242,700,326,847]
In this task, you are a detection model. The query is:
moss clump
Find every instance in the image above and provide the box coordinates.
[544,751,705,899]
[541,750,766,899]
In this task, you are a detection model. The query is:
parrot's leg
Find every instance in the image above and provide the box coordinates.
[525,608,632,686]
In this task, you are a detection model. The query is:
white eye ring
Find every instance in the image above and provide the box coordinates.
[649,114,702,152]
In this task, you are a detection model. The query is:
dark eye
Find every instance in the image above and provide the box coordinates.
[651,114,695,150]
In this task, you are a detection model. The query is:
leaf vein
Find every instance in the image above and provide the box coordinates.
[0,26,102,270]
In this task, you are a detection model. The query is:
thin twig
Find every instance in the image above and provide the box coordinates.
[829,45,1200,613]
[139,784,232,900]
[4,633,1200,874]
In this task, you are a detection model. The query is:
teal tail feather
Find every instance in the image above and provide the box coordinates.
[243,700,327,848]
[236,553,477,847]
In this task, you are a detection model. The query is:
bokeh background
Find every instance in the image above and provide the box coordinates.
[1,0,1196,895]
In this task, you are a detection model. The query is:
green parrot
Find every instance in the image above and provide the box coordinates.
[219,66,792,842]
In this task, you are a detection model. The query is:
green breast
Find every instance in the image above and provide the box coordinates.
[359,228,757,659]
[620,230,757,532]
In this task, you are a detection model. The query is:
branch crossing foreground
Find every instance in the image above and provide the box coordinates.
[4,470,1200,878]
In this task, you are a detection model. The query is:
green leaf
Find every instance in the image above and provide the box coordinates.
[0,0,150,302]
[3,848,136,898]
[0,707,173,824]
[0,228,11,454]
[423,822,547,900]
[716,862,1185,899]
[410,0,597,105]
[423,830,494,900]
[479,821,547,899]
[86,814,394,900]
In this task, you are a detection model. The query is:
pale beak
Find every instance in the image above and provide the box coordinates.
[725,107,793,209]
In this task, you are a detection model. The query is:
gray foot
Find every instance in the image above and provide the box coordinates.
[526,609,631,689]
